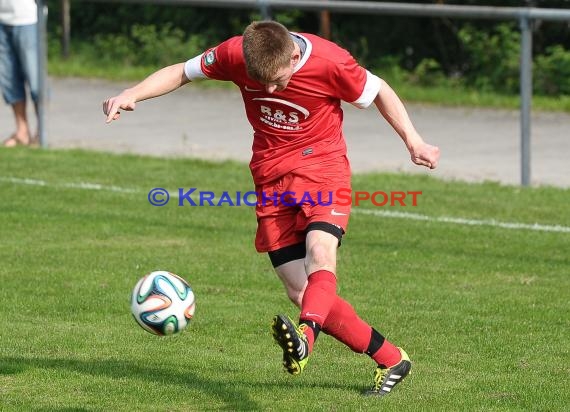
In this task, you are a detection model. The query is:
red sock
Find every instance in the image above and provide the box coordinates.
[369,330,402,368]
[299,270,337,351]
[299,322,318,354]
[322,296,372,352]
[322,296,402,368]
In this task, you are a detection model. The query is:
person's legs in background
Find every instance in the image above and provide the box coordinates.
[0,23,38,146]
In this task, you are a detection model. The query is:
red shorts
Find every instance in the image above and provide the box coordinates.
[254,156,351,252]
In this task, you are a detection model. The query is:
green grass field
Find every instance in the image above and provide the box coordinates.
[1,148,569,411]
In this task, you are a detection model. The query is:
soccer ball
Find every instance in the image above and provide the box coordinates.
[131,271,196,336]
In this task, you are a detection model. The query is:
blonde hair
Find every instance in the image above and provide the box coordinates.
[242,21,294,82]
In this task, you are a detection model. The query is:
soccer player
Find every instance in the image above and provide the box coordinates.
[103,20,440,396]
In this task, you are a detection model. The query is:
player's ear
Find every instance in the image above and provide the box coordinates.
[291,51,300,67]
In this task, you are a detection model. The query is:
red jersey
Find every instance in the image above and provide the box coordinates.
[184,33,381,185]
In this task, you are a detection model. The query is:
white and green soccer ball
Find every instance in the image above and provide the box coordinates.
[131,271,196,336]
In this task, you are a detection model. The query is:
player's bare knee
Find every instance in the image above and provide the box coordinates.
[305,223,342,273]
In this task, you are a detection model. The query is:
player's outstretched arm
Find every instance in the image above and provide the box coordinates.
[103,62,190,123]
[373,79,440,169]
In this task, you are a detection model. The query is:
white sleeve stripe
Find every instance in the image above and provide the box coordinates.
[184,53,207,80]
[351,70,382,109]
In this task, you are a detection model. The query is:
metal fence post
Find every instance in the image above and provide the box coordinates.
[258,0,272,20]
[61,0,71,58]
[519,14,532,187]
[37,1,49,148]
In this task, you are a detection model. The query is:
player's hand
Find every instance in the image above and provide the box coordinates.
[103,92,137,123]
[410,141,440,169]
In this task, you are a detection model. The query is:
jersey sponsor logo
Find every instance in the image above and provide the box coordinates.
[253,98,310,118]
[204,50,216,66]
[253,97,310,131]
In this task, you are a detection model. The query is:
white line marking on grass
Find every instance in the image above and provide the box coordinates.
[0,176,138,194]
[1,177,47,186]
[354,208,570,233]
[63,181,139,193]
[2,176,569,233]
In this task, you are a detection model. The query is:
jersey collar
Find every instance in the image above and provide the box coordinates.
[291,33,312,74]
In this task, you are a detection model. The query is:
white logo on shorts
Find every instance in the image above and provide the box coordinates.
[331,209,347,216]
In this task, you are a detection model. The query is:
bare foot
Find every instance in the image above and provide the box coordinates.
[2,133,31,147]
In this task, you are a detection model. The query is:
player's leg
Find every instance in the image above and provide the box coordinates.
[254,186,313,375]
[293,157,410,393]
[269,225,341,376]
[274,262,306,307]
[291,158,350,356]
[270,230,349,377]
[303,225,410,394]
[267,229,410,391]
[268,245,311,375]
[267,159,348,375]
[265,227,354,376]
[321,297,411,396]
[303,238,411,394]
[302,225,410,394]
[296,225,341,350]
[269,245,307,308]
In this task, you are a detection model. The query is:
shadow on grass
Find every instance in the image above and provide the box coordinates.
[0,355,260,409]
[0,355,367,406]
